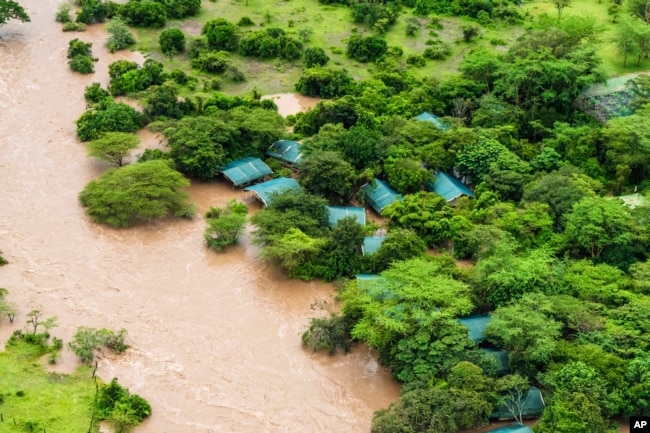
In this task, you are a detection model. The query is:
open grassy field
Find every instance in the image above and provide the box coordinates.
[0,339,98,433]
[131,0,650,96]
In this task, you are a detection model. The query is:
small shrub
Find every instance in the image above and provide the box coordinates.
[225,65,246,82]
[62,21,86,31]
[16,390,25,397]
[406,54,427,67]
[303,47,329,67]
[490,38,507,45]
[69,55,95,74]
[405,18,420,36]
[427,15,443,29]
[191,51,231,73]
[106,17,136,52]
[159,28,186,56]
[424,43,450,59]
[204,200,247,252]
[55,3,72,23]
[462,24,481,42]
[301,314,351,355]
[84,82,111,104]
[237,16,254,26]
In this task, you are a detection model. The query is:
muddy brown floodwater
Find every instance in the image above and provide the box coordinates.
[0,1,399,432]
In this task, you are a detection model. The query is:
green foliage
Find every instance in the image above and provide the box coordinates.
[298,150,357,204]
[69,327,129,363]
[67,38,96,74]
[119,0,166,27]
[0,0,30,24]
[156,0,200,19]
[97,378,151,426]
[87,132,139,166]
[204,200,247,252]
[202,18,238,51]
[191,50,231,74]
[303,47,330,67]
[369,227,426,273]
[55,2,72,22]
[456,136,508,183]
[346,33,387,62]
[79,160,194,227]
[76,98,144,141]
[382,191,463,248]
[75,0,113,24]
[239,27,303,60]
[295,67,353,98]
[108,59,166,96]
[384,157,432,193]
[107,17,135,52]
[0,250,8,267]
[84,82,111,105]
[260,227,327,276]
[485,293,562,376]
[302,313,351,355]
[158,28,185,56]
[62,21,87,31]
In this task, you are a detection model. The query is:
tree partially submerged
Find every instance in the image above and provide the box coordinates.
[87,132,140,166]
[0,0,30,25]
[79,160,195,227]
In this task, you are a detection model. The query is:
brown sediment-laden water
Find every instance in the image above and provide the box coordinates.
[0,1,399,431]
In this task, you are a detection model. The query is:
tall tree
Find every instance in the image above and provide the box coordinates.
[298,150,357,204]
[0,0,29,25]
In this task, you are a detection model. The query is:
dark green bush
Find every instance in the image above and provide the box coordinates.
[346,33,387,62]
[191,51,231,73]
[303,47,330,67]
[302,314,351,355]
[237,16,254,26]
[202,18,238,51]
[68,55,95,73]
[119,0,166,27]
[406,54,427,67]
[159,28,185,55]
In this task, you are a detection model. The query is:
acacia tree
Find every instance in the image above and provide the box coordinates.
[79,160,195,227]
[87,132,140,167]
[0,0,30,25]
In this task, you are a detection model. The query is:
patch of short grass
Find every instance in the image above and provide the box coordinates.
[0,339,98,433]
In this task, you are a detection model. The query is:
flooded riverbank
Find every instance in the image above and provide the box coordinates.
[0,2,399,432]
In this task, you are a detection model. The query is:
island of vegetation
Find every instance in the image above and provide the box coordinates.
[3,0,650,430]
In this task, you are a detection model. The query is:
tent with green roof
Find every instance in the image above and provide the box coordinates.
[220,157,273,186]
[326,206,366,227]
[362,236,385,256]
[416,111,448,130]
[267,140,303,164]
[458,315,490,343]
[484,424,534,433]
[363,179,402,214]
[243,177,301,206]
[426,171,474,203]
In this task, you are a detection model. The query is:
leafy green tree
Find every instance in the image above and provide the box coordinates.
[562,260,633,306]
[0,0,30,24]
[554,0,571,18]
[563,196,635,262]
[495,374,530,424]
[204,200,248,252]
[384,157,432,194]
[342,257,474,357]
[221,106,285,158]
[202,18,238,51]
[298,150,357,205]
[76,99,144,141]
[67,38,96,74]
[107,17,136,52]
[87,132,139,167]
[164,116,235,180]
[260,228,326,276]
[456,136,508,183]
[143,85,187,120]
[485,294,562,375]
[318,216,365,279]
[487,202,554,249]
[191,50,231,74]
[108,59,166,96]
[119,0,166,27]
[459,48,502,93]
[157,0,200,19]
[346,33,388,62]
[79,160,194,227]
[295,67,353,98]
[481,150,531,201]
[302,312,351,355]
[303,47,330,67]
[158,28,185,56]
[603,105,650,187]
[383,192,467,248]
[624,352,650,416]
[69,327,128,363]
[630,260,650,294]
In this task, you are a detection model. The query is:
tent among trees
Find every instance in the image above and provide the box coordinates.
[266,139,303,165]
[244,177,301,206]
[362,236,385,256]
[484,425,534,433]
[220,157,272,187]
[362,179,402,214]
[326,205,366,227]
[490,387,546,420]
[416,111,448,131]
[426,171,474,203]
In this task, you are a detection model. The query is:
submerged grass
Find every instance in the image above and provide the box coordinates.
[0,339,98,433]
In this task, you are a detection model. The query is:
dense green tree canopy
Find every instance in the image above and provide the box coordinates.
[0,0,29,24]
[79,160,194,227]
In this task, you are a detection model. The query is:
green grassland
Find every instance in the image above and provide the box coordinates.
[0,339,98,433]
[131,0,649,96]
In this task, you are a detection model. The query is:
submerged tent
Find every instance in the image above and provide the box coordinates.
[482,348,510,376]
[363,180,402,214]
[416,111,448,131]
[220,157,272,186]
[491,387,546,420]
[426,171,474,202]
[458,315,491,343]
[362,236,385,256]
[266,140,303,164]
[484,424,534,433]
[327,206,366,227]
[243,177,301,206]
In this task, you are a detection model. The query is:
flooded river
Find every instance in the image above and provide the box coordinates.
[0,1,399,431]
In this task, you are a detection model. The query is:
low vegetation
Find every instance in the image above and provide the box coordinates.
[204,199,248,252]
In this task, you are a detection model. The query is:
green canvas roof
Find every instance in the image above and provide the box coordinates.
[220,157,273,186]
[485,424,534,433]
[327,206,366,227]
[482,348,509,376]
[362,236,385,256]
[426,171,474,202]
[491,387,545,420]
[458,315,490,343]
[363,180,402,214]
[416,111,448,131]
[267,140,303,164]
[243,177,301,206]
